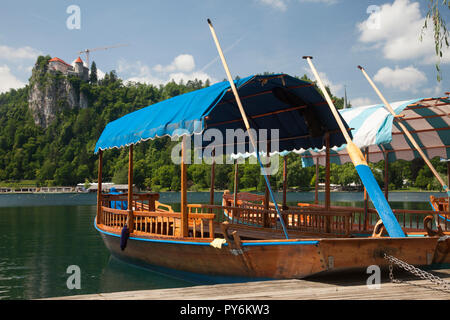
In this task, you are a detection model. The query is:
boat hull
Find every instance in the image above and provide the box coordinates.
[97,224,447,279]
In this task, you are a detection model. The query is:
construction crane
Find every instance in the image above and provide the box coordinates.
[77,43,129,68]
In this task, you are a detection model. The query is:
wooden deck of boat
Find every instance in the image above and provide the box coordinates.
[215,221,342,239]
[46,269,450,300]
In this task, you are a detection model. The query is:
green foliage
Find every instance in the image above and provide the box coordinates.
[112,166,128,184]
[422,0,450,81]
[90,61,98,84]
[0,57,445,192]
[0,56,213,189]
[30,55,51,89]
[297,74,350,109]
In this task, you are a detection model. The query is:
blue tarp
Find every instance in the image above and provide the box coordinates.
[108,187,127,210]
[94,74,351,154]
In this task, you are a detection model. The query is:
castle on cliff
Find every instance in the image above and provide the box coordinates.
[48,56,89,81]
[27,56,90,128]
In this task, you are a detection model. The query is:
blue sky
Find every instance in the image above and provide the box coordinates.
[0,0,449,106]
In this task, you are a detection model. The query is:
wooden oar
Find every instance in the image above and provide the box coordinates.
[207,19,289,239]
[303,56,405,238]
[358,65,450,197]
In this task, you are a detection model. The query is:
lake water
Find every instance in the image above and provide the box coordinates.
[0,191,446,300]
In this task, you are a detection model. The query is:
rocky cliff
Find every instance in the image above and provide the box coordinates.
[28,56,88,128]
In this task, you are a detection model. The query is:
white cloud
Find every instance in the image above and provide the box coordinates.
[350,97,375,108]
[0,44,43,93]
[0,65,26,93]
[373,65,427,92]
[256,0,337,11]
[298,0,337,4]
[303,67,343,96]
[17,64,33,73]
[154,54,195,73]
[423,82,443,97]
[118,60,165,85]
[256,0,287,11]
[357,0,450,64]
[96,68,106,80]
[118,54,214,86]
[319,72,343,96]
[0,45,42,61]
[167,71,212,84]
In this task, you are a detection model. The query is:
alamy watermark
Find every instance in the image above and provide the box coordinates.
[366,265,381,289]
[66,5,81,30]
[170,127,280,176]
[366,5,381,30]
[66,265,81,290]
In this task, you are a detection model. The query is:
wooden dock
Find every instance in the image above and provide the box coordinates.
[47,269,450,300]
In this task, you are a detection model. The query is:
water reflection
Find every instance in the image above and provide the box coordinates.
[98,256,198,294]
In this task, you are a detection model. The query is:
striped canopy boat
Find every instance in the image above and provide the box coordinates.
[300,96,450,167]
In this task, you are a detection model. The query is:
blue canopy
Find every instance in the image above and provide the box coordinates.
[95,74,351,154]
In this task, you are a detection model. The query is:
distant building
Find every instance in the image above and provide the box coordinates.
[39,187,74,193]
[317,183,342,191]
[48,56,89,81]
[77,182,138,193]
[48,57,73,74]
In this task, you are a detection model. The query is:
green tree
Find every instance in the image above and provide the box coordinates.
[54,163,74,186]
[422,0,450,81]
[415,167,433,189]
[90,61,98,84]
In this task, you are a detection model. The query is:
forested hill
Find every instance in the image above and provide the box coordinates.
[0,56,445,192]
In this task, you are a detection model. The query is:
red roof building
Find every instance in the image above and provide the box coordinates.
[48,56,88,81]
[49,57,72,67]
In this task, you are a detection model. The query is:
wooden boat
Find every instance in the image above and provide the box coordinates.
[96,191,450,279]
[94,74,450,280]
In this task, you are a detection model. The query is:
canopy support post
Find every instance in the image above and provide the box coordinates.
[325,132,331,233]
[363,147,369,231]
[315,157,319,205]
[234,161,239,206]
[384,151,389,201]
[181,136,188,238]
[209,149,215,211]
[96,150,103,225]
[264,141,271,228]
[282,156,288,210]
[127,145,134,233]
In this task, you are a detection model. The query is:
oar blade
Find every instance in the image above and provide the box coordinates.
[346,140,406,237]
[355,164,405,237]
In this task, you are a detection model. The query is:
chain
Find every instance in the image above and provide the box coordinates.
[384,253,450,292]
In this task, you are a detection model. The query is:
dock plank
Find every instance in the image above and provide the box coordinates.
[45,269,450,300]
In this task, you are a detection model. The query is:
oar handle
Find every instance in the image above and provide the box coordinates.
[208,18,290,239]
[305,57,405,237]
[303,56,352,143]
[207,19,253,137]
[358,66,396,115]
